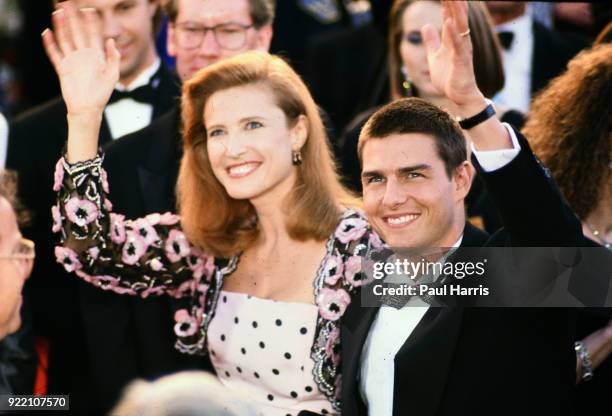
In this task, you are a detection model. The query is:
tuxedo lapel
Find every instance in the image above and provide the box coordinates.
[392,307,463,416]
[138,110,182,214]
[342,289,379,416]
[151,65,180,120]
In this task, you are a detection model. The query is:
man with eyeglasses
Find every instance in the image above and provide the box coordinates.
[62,0,273,413]
[0,171,34,341]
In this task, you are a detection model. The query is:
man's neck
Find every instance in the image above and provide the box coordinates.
[118,44,159,89]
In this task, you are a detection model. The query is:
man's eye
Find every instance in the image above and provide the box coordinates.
[117,2,135,12]
[407,172,423,179]
[366,176,384,184]
[245,121,263,130]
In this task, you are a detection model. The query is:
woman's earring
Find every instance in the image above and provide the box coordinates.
[292,150,302,166]
[400,65,412,95]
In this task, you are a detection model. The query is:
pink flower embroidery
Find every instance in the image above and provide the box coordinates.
[51,204,62,233]
[65,197,98,227]
[88,247,100,260]
[325,327,341,365]
[133,218,160,246]
[141,286,167,298]
[110,213,126,244]
[53,158,64,192]
[174,309,198,337]
[369,231,384,249]
[336,217,368,244]
[165,229,190,262]
[317,287,351,321]
[324,255,344,285]
[159,212,180,225]
[100,168,110,194]
[55,246,82,273]
[104,198,113,212]
[172,279,195,298]
[344,256,366,287]
[145,213,161,225]
[122,230,147,265]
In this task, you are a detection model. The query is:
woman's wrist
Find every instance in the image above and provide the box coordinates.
[67,112,103,163]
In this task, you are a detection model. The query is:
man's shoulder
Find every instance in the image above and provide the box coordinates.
[12,96,66,128]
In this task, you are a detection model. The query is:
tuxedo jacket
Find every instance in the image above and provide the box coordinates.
[6,65,181,414]
[341,132,584,416]
[531,21,590,96]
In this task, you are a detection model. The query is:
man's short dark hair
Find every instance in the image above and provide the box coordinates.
[0,170,29,227]
[358,98,468,178]
[161,0,276,27]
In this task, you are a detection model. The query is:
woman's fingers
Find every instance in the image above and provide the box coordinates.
[80,7,103,49]
[105,38,121,75]
[63,1,87,49]
[41,28,63,70]
[421,23,441,57]
[52,7,75,55]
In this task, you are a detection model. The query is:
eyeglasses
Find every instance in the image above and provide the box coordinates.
[0,238,36,261]
[174,22,254,51]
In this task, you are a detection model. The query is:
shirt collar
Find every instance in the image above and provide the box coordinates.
[115,58,161,92]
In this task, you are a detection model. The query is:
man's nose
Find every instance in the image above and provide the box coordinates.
[101,13,121,41]
[381,178,408,209]
[198,29,221,56]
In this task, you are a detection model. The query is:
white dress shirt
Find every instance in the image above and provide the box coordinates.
[359,124,522,415]
[493,13,534,113]
[104,58,161,140]
[0,112,8,169]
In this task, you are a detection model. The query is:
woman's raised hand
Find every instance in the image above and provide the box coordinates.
[42,1,119,117]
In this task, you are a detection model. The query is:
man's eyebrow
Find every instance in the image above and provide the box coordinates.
[361,169,384,179]
[398,164,431,174]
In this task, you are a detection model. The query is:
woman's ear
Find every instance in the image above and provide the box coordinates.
[291,115,308,150]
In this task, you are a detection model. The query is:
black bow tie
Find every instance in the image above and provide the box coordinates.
[109,83,157,104]
[497,31,514,50]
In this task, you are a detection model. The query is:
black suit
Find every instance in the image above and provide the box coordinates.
[6,65,180,414]
[341,132,584,416]
[530,21,590,97]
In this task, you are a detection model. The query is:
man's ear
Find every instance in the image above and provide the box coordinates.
[254,25,273,51]
[167,23,176,57]
[291,115,308,150]
[453,161,475,201]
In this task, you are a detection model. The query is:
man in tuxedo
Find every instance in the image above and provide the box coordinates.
[6,0,179,412]
[486,1,589,113]
[341,2,584,415]
[75,0,273,413]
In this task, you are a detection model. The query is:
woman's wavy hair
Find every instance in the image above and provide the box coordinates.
[524,44,612,219]
[178,51,356,258]
[388,0,504,100]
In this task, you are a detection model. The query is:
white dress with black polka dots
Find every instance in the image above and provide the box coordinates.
[207,290,336,416]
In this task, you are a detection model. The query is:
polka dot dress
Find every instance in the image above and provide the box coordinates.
[207,290,336,415]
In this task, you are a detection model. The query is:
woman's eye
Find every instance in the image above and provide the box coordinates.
[208,129,224,137]
[245,121,263,130]
[405,31,423,45]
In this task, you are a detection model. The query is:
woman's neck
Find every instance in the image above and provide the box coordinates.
[583,188,612,244]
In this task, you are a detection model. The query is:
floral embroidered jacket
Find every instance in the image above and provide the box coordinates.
[52,155,383,411]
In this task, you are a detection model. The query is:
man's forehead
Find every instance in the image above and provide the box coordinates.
[362,132,440,168]
[74,0,138,9]
[176,0,251,23]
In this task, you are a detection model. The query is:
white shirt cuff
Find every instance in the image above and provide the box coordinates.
[470,123,521,172]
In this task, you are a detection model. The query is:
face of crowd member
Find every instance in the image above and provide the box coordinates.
[0,197,33,340]
[399,0,444,100]
[74,0,158,86]
[205,83,307,205]
[168,0,273,81]
[361,133,471,248]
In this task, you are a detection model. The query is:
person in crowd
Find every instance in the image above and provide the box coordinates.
[112,371,258,416]
[90,1,273,411]
[0,170,33,340]
[338,0,517,234]
[341,2,597,415]
[43,2,373,415]
[7,0,178,411]
[523,43,612,414]
[485,1,589,113]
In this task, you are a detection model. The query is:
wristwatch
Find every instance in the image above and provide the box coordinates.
[456,98,496,130]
